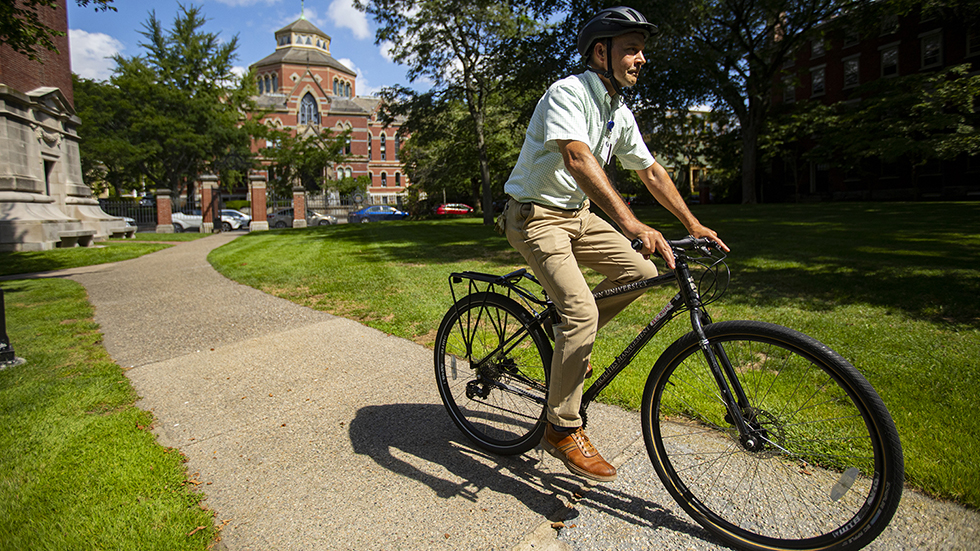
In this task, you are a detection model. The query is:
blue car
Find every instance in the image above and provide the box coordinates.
[348,205,409,223]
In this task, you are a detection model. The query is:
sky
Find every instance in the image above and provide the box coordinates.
[66,0,415,97]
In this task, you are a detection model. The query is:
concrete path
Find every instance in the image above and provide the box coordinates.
[16,233,976,550]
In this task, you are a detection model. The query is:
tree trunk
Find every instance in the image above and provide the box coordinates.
[741,121,759,204]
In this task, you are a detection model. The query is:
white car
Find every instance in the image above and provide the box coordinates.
[172,210,250,232]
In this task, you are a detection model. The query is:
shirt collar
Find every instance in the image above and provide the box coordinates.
[582,69,622,111]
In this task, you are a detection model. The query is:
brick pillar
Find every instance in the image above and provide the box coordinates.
[155,189,174,233]
[249,172,268,231]
[200,174,219,233]
[292,186,307,228]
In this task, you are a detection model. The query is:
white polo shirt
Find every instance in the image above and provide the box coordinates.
[504,70,656,210]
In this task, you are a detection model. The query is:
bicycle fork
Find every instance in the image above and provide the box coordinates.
[679,265,764,451]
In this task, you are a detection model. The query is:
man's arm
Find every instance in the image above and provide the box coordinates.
[636,161,729,252]
[559,139,679,266]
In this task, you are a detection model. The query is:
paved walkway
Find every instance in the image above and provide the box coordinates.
[12,233,977,550]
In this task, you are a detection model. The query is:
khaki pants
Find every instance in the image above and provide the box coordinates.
[504,199,658,427]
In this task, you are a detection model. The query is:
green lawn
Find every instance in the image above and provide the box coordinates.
[0,279,215,550]
[209,202,980,509]
[0,241,173,278]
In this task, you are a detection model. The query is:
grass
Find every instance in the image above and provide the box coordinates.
[208,202,980,509]
[0,278,215,550]
[0,241,173,278]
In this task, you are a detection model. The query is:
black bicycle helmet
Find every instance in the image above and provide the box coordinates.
[576,6,658,59]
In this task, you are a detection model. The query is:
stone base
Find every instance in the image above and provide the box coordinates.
[249,221,269,232]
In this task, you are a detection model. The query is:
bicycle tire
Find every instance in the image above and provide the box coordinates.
[642,320,903,551]
[434,292,552,455]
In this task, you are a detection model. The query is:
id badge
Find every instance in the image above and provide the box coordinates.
[602,138,614,165]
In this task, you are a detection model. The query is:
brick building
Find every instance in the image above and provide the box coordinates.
[771,6,980,201]
[249,17,409,205]
[0,0,127,250]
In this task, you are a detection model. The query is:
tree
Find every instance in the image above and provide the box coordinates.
[73,74,146,197]
[385,88,523,213]
[1,0,114,61]
[771,64,980,194]
[74,4,256,202]
[563,0,875,203]
[258,125,350,195]
[356,0,550,223]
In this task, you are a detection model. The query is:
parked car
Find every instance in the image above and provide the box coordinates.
[348,205,410,223]
[172,209,246,232]
[434,203,474,215]
[220,209,251,231]
[268,208,337,228]
[171,210,202,232]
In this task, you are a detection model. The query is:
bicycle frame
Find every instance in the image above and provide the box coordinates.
[448,240,759,443]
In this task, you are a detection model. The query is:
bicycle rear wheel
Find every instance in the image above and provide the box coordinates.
[434,292,552,455]
[642,321,903,551]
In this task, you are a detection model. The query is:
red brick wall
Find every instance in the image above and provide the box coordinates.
[0,0,74,107]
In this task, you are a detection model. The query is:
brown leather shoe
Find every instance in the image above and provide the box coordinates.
[542,424,617,482]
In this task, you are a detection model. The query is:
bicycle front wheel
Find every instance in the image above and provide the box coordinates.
[643,321,903,551]
[434,292,552,455]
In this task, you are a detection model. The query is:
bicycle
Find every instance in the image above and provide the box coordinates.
[433,236,904,551]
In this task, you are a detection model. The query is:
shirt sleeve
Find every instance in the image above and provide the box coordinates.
[614,109,656,170]
[541,82,591,153]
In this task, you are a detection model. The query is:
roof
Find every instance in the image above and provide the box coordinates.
[276,18,329,39]
[250,48,356,76]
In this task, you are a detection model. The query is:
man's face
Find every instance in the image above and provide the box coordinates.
[594,32,647,89]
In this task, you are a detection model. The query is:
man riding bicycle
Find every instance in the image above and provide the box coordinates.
[500,6,729,482]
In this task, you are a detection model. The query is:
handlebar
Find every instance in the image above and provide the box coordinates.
[630,236,718,257]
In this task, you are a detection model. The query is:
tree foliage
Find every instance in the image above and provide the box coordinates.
[74,4,256,201]
[0,0,114,60]
[356,0,554,222]
[767,64,980,192]
[257,125,351,195]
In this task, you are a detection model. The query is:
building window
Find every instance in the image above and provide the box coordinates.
[257,77,265,94]
[271,75,277,93]
[395,173,401,188]
[393,135,399,161]
[811,39,825,59]
[843,28,859,48]
[299,93,319,126]
[921,31,943,69]
[367,132,372,160]
[843,56,859,89]
[782,76,795,103]
[810,66,826,97]
[880,14,899,35]
[345,82,351,97]
[880,45,899,77]
[333,79,338,95]
[381,173,387,188]
[380,133,386,161]
[969,24,980,57]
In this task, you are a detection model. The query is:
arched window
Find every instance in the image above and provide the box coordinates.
[367,132,373,160]
[257,77,264,94]
[345,82,351,97]
[394,134,399,160]
[381,173,387,188]
[333,79,338,95]
[345,167,352,178]
[299,93,319,126]
[380,133,386,161]
[271,75,277,93]
[395,173,401,187]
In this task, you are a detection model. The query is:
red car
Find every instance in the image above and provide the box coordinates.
[435,203,474,215]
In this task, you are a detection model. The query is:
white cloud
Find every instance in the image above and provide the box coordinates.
[328,0,371,40]
[337,57,381,96]
[69,29,124,80]
[380,40,396,62]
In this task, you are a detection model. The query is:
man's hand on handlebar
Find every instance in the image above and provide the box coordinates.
[630,224,729,271]
[689,224,729,254]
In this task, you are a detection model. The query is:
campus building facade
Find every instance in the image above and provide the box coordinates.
[248,18,409,205]
[0,0,127,251]
[770,5,980,201]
